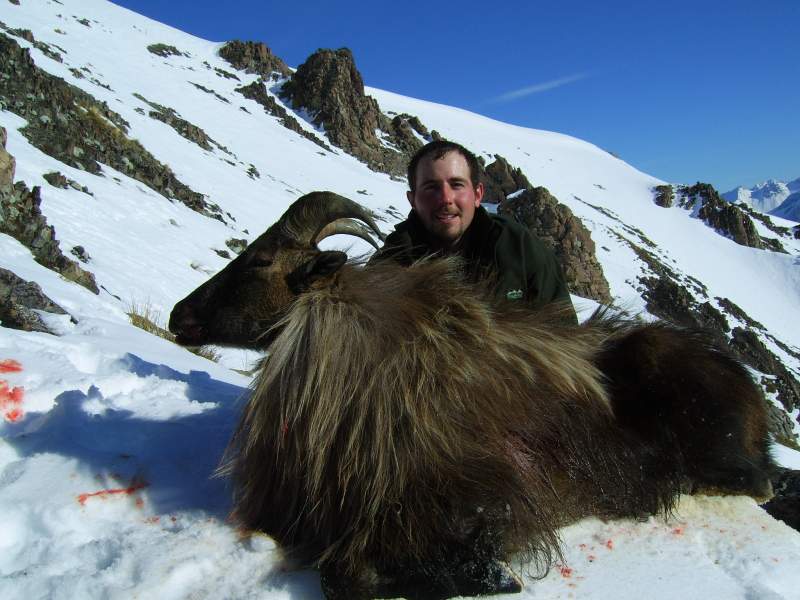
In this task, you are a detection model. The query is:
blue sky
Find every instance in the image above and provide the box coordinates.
[111,0,798,193]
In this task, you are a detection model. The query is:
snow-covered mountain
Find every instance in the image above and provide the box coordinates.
[1,0,800,598]
[723,177,800,220]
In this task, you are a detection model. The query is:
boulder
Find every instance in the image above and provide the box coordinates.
[0,267,70,334]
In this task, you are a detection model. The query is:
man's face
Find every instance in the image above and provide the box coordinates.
[407,151,484,248]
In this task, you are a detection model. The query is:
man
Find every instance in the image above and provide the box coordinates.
[372,140,577,323]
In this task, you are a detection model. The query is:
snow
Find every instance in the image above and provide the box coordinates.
[1,0,799,598]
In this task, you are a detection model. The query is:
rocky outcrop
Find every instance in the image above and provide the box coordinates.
[43,171,92,195]
[1,129,97,294]
[678,183,763,249]
[0,33,222,222]
[0,267,70,334]
[0,22,63,62]
[1,183,99,294]
[146,43,188,58]
[280,48,423,176]
[653,184,674,208]
[482,155,533,204]
[0,127,14,188]
[235,80,331,151]
[499,186,612,303]
[218,40,290,79]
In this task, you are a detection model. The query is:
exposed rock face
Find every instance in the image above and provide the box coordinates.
[499,186,612,303]
[0,183,99,294]
[0,267,69,334]
[146,43,188,58]
[218,40,290,79]
[0,127,15,188]
[0,33,221,221]
[482,155,533,204]
[281,48,422,176]
[678,183,763,249]
[652,184,674,208]
[235,80,331,151]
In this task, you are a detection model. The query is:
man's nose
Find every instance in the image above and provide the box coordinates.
[440,184,455,203]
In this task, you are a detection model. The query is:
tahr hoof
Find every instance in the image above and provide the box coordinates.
[452,558,524,596]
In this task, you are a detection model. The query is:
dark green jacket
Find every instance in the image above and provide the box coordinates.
[371,207,577,323]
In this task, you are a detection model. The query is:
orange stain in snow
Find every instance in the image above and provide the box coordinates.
[77,482,149,505]
[0,359,23,373]
[0,379,25,422]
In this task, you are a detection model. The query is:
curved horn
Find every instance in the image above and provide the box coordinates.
[279,191,386,247]
[315,218,382,250]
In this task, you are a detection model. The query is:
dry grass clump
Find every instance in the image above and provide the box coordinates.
[126,299,220,363]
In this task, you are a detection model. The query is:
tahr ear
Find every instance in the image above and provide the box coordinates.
[287,251,347,294]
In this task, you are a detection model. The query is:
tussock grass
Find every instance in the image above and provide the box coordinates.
[126,299,220,363]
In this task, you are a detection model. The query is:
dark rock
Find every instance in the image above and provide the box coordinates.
[0,34,220,221]
[0,21,62,62]
[213,248,231,260]
[763,468,800,532]
[0,182,99,294]
[146,43,188,58]
[499,186,612,303]
[483,155,532,203]
[281,48,422,176]
[188,82,230,104]
[225,237,248,255]
[9,0,21,6]
[0,266,70,334]
[794,225,800,240]
[678,183,762,249]
[246,164,260,179]
[134,93,214,151]
[43,171,69,188]
[0,126,15,188]
[218,40,290,78]
[235,79,331,151]
[214,67,239,81]
[71,245,90,262]
[653,185,674,208]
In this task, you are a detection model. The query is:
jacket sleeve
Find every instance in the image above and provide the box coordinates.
[522,231,578,324]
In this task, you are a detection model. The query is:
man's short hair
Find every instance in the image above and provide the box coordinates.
[407,140,482,192]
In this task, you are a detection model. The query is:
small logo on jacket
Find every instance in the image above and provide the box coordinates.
[506,289,523,301]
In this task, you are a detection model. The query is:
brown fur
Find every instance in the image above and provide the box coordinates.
[217,257,763,591]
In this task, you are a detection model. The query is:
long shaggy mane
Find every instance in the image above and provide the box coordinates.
[221,258,686,576]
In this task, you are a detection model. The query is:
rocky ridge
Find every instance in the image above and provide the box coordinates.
[0,127,98,295]
[0,30,223,222]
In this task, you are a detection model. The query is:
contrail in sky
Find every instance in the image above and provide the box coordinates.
[488,72,590,103]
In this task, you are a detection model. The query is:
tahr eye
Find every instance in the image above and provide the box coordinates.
[249,256,273,269]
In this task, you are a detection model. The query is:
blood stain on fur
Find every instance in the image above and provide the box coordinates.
[77,481,149,505]
[0,359,23,373]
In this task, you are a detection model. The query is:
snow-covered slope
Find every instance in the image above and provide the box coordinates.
[1,1,800,598]
[723,177,800,221]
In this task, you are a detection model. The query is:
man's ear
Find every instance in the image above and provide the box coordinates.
[474,182,484,207]
[286,251,347,294]
[406,189,416,209]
